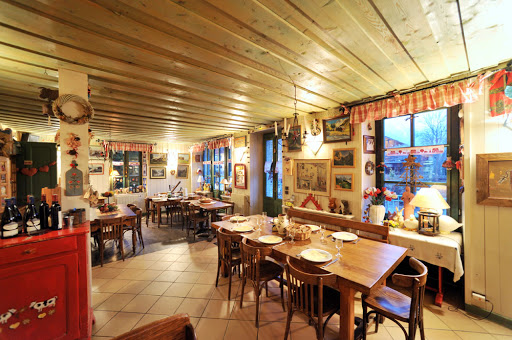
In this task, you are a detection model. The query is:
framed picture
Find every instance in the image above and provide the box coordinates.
[0,161,6,172]
[195,154,201,162]
[334,173,353,191]
[363,135,375,154]
[0,174,6,183]
[322,115,351,143]
[286,125,302,152]
[150,167,166,179]
[143,164,147,177]
[89,145,105,159]
[88,163,104,175]
[332,148,355,168]
[294,159,331,196]
[150,153,168,165]
[234,163,247,189]
[176,165,188,179]
[476,152,512,207]
[178,153,190,165]
[234,136,246,148]
[0,185,6,196]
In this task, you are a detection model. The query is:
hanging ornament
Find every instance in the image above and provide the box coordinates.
[65,132,81,159]
[442,156,456,170]
[52,94,94,124]
[65,160,83,196]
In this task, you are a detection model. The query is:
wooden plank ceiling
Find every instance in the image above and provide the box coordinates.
[1,0,511,142]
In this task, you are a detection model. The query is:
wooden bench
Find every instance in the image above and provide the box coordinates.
[113,313,196,340]
[287,207,389,243]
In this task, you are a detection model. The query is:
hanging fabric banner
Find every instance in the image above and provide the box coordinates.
[385,145,445,157]
[104,142,153,153]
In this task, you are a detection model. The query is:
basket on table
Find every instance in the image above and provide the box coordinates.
[285,224,312,241]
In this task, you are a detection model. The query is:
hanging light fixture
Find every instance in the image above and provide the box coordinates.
[282,84,308,146]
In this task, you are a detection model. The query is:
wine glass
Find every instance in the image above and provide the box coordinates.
[234,212,240,225]
[288,228,296,244]
[320,225,326,243]
[335,238,343,258]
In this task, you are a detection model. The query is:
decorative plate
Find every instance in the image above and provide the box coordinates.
[331,231,358,241]
[300,249,332,262]
[233,225,253,232]
[258,235,283,244]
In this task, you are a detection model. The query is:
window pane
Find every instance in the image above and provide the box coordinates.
[277,138,283,199]
[112,151,124,189]
[384,115,411,148]
[416,147,447,183]
[414,109,447,146]
[383,154,404,182]
[382,183,406,214]
[265,139,273,198]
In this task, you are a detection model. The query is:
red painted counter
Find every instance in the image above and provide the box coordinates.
[0,224,91,339]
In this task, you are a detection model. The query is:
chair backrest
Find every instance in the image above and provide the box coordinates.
[217,228,242,264]
[112,313,196,340]
[131,207,142,227]
[241,238,273,283]
[100,217,125,241]
[391,257,428,322]
[285,256,337,321]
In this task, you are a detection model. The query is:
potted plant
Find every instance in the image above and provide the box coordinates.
[363,187,398,225]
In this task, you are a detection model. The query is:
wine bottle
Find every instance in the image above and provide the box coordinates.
[11,197,23,234]
[1,199,18,238]
[50,194,62,230]
[39,194,50,230]
[24,195,40,234]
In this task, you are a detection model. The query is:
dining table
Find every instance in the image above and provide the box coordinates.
[146,196,183,228]
[90,204,138,251]
[188,199,233,222]
[212,215,408,340]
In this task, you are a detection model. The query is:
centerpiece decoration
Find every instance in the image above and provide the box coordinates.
[363,187,398,225]
[98,203,119,214]
[103,191,113,203]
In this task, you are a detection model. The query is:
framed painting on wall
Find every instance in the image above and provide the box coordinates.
[234,136,246,148]
[150,153,168,165]
[88,163,104,175]
[195,154,201,162]
[294,159,331,196]
[286,125,302,152]
[332,148,355,168]
[234,163,247,189]
[334,173,353,191]
[89,146,105,159]
[322,115,351,143]
[476,152,512,207]
[176,165,188,179]
[363,135,375,154]
[150,167,166,179]
[178,153,190,165]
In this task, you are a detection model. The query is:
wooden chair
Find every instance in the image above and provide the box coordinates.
[362,257,428,340]
[166,199,182,226]
[99,217,125,267]
[112,313,196,340]
[240,238,285,327]
[145,198,157,227]
[216,201,234,220]
[130,206,144,249]
[180,201,191,231]
[284,256,340,340]
[188,205,209,241]
[215,228,242,300]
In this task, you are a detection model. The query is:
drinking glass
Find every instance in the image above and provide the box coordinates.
[335,238,343,258]
[234,212,240,225]
[320,225,326,243]
[289,228,296,244]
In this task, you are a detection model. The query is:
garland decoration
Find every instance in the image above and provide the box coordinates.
[52,94,94,124]
[65,133,81,159]
[18,161,56,177]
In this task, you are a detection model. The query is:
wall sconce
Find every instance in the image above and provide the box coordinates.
[305,118,323,155]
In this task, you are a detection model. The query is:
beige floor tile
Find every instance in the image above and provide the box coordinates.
[189,255,216,264]
[140,281,172,295]
[197,271,218,283]
[474,319,512,336]
[135,253,166,261]
[103,259,133,269]
[121,294,159,313]
[95,279,131,293]
[147,296,184,315]
[154,270,181,282]
[175,297,209,317]
[455,331,495,340]
[211,281,240,300]
[92,336,112,340]
[175,271,201,283]
[168,262,190,271]
[236,286,258,302]
[137,269,164,281]
[93,267,125,279]
[114,268,146,280]
[117,280,152,294]
[163,282,194,297]
[96,293,136,311]
[168,247,188,255]
[92,292,113,309]
[187,284,216,299]
[493,335,512,340]
[205,263,219,273]
[95,312,144,337]
[224,320,257,340]
[124,260,155,270]
[289,322,317,339]
[92,310,117,335]
[230,301,259,321]
[425,329,462,339]
[259,298,287,322]
[175,255,194,263]
[148,261,174,271]
[190,317,200,328]
[133,314,168,329]
[386,326,423,339]
[195,318,229,340]
[202,299,236,319]
[185,262,209,272]
[429,307,488,333]
[257,321,287,339]
[92,278,109,292]
[160,253,182,262]
[422,307,450,330]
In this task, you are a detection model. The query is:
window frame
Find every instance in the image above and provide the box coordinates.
[110,150,143,191]
[202,147,232,198]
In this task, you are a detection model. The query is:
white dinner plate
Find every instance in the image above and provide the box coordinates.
[230,216,247,223]
[233,225,253,232]
[200,201,214,205]
[331,232,358,242]
[304,224,320,232]
[300,249,333,263]
[258,235,283,244]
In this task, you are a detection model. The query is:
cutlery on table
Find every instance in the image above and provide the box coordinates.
[321,258,339,268]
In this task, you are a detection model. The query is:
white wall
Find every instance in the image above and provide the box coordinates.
[463,84,512,319]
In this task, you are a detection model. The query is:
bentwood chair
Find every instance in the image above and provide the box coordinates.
[240,238,285,327]
[284,256,340,340]
[113,313,197,340]
[215,228,242,300]
[130,206,144,249]
[180,201,191,230]
[362,257,428,340]
[145,198,157,227]
[188,205,209,241]
[99,217,125,267]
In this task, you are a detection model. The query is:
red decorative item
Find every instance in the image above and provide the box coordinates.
[300,193,322,211]
[38,165,49,173]
[21,168,38,177]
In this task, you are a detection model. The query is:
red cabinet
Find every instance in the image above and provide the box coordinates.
[0,226,91,339]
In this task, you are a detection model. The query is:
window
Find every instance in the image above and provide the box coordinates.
[377,107,459,219]
[111,151,142,190]
[202,147,232,196]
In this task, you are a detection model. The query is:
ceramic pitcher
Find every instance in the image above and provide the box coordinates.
[273,214,289,235]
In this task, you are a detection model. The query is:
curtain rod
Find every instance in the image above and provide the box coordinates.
[96,139,156,145]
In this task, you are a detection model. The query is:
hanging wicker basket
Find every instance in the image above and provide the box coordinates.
[52,94,94,124]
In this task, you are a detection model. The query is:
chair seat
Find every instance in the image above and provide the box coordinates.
[260,260,283,281]
[363,286,411,321]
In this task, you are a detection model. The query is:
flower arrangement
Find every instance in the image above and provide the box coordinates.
[99,203,118,213]
[363,187,398,205]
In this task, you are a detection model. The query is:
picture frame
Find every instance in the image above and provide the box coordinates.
[89,145,105,159]
[476,152,512,207]
[322,115,351,143]
[176,165,189,179]
[363,135,375,154]
[0,161,6,172]
[234,136,247,148]
[0,173,6,183]
[294,159,331,196]
[332,148,355,168]
[178,153,190,165]
[88,163,104,175]
[234,163,247,189]
[143,164,147,177]
[285,125,302,152]
[150,167,166,179]
[334,173,353,191]
[195,154,201,163]
[150,153,168,165]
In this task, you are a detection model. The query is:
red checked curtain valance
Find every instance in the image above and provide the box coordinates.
[350,76,486,124]
[191,143,206,153]
[104,141,153,153]
[207,138,231,150]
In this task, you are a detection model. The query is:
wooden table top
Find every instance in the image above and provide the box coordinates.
[94,204,136,221]
[212,216,408,295]
[189,200,232,211]
[147,196,183,202]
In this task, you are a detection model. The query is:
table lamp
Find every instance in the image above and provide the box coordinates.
[221,178,229,195]
[409,187,450,236]
[197,174,204,191]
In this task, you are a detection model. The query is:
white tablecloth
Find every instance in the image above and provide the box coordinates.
[114,193,146,209]
[389,229,464,282]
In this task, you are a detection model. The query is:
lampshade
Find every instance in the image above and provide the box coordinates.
[221,178,229,185]
[197,175,204,183]
[410,188,450,210]
[110,169,120,177]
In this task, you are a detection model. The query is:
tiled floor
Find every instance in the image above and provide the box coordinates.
[91,240,512,339]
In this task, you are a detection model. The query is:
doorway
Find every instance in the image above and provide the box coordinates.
[262,133,282,217]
